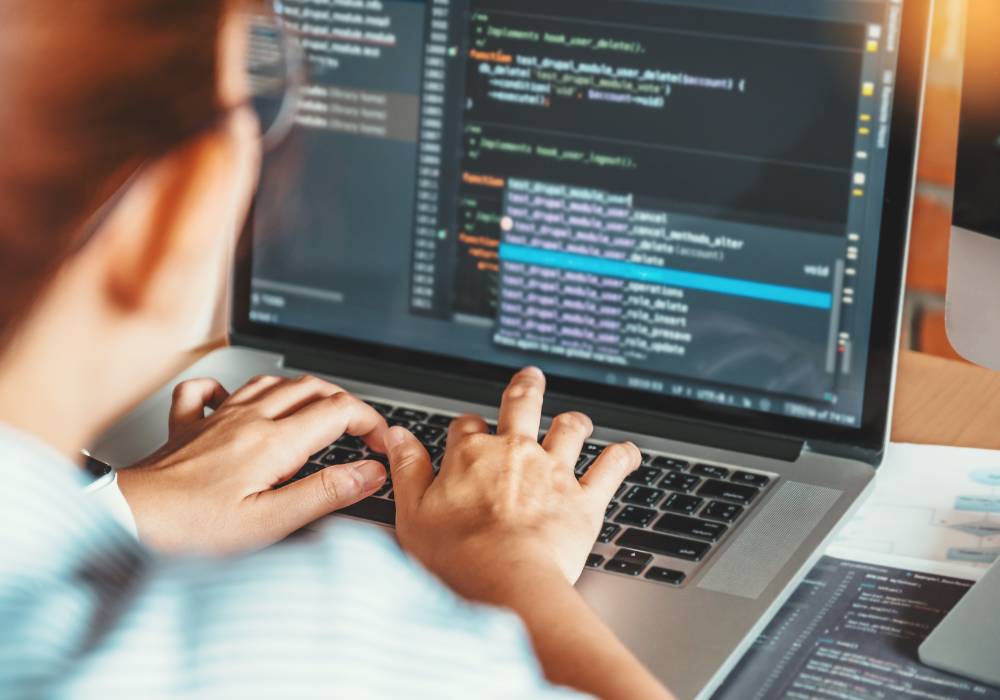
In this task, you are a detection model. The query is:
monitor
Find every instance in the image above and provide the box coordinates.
[945,0,1000,369]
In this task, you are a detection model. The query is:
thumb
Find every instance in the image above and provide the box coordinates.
[258,460,387,538]
[385,426,434,516]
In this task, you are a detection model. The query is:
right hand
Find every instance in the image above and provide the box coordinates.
[385,367,642,597]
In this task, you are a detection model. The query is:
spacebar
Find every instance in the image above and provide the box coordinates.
[617,528,710,562]
[339,497,396,526]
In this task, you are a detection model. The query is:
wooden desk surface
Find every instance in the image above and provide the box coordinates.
[893,350,1000,450]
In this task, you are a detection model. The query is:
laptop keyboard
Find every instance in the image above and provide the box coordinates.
[279,399,777,588]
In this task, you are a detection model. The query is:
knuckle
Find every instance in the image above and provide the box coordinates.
[326,391,354,408]
[247,374,277,386]
[603,442,638,467]
[553,411,591,433]
[503,380,541,401]
[319,467,354,505]
[297,374,343,393]
[395,450,422,470]
[504,434,537,457]
[456,433,488,456]
[455,414,486,430]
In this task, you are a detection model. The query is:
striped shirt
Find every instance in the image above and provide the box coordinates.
[0,424,586,699]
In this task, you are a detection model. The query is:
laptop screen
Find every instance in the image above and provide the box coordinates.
[246,0,909,431]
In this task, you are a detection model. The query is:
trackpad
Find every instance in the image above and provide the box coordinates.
[697,481,842,599]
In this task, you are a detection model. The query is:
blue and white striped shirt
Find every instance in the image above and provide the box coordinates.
[0,425,586,699]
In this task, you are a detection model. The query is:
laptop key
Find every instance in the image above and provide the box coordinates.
[697,479,759,505]
[582,442,604,457]
[392,408,428,422]
[586,553,605,568]
[598,523,621,543]
[661,493,703,515]
[731,471,770,488]
[612,548,653,566]
[387,417,412,429]
[622,485,665,508]
[652,456,689,472]
[614,505,657,528]
[366,401,394,417]
[605,501,620,519]
[625,467,663,487]
[336,435,366,451]
[410,424,445,445]
[702,500,744,523]
[692,463,730,480]
[654,513,727,542]
[575,454,591,473]
[604,559,646,576]
[426,413,454,428]
[616,528,710,562]
[659,471,701,493]
[322,447,364,465]
[645,567,686,585]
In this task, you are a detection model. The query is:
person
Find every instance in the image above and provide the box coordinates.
[0,1,675,698]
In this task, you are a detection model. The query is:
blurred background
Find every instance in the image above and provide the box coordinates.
[905,0,966,361]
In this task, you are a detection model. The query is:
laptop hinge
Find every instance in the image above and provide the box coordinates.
[804,439,884,468]
[280,344,806,463]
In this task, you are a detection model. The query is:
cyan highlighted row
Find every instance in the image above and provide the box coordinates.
[499,243,833,310]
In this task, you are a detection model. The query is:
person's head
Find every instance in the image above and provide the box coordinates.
[0,0,262,453]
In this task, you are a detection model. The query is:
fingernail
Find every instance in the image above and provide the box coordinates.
[354,461,386,491]
[523,366,544,377]
[384,426,407,450]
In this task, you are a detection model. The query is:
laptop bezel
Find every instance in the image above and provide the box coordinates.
[230,0,931,458]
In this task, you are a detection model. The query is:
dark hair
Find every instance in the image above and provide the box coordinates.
[0,0,232,340]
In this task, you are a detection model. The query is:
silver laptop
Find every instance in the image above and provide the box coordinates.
[92,1,931,697]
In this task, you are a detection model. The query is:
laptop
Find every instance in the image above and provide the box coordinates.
[92,1,931,697]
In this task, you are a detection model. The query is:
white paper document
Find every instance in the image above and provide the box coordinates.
[832,442,1000,568]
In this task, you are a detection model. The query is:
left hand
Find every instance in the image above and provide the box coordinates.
[117,374,389,554]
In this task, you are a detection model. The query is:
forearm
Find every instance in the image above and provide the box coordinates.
[465,565,675,700]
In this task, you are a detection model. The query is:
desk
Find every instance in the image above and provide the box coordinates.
[894,350,1000,449]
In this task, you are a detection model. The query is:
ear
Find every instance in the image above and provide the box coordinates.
[90,108,260,319]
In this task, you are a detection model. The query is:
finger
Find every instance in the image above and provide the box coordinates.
[276,393,388,468]
[446,413,489,447]
[580,442,642,505]
[541,412,593,467]
[168,379,230,436]
[250,375,347,419]
[497,367,546,438]
[256,460,387,539]
[225,375,283,404]
[384,426,434,517]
